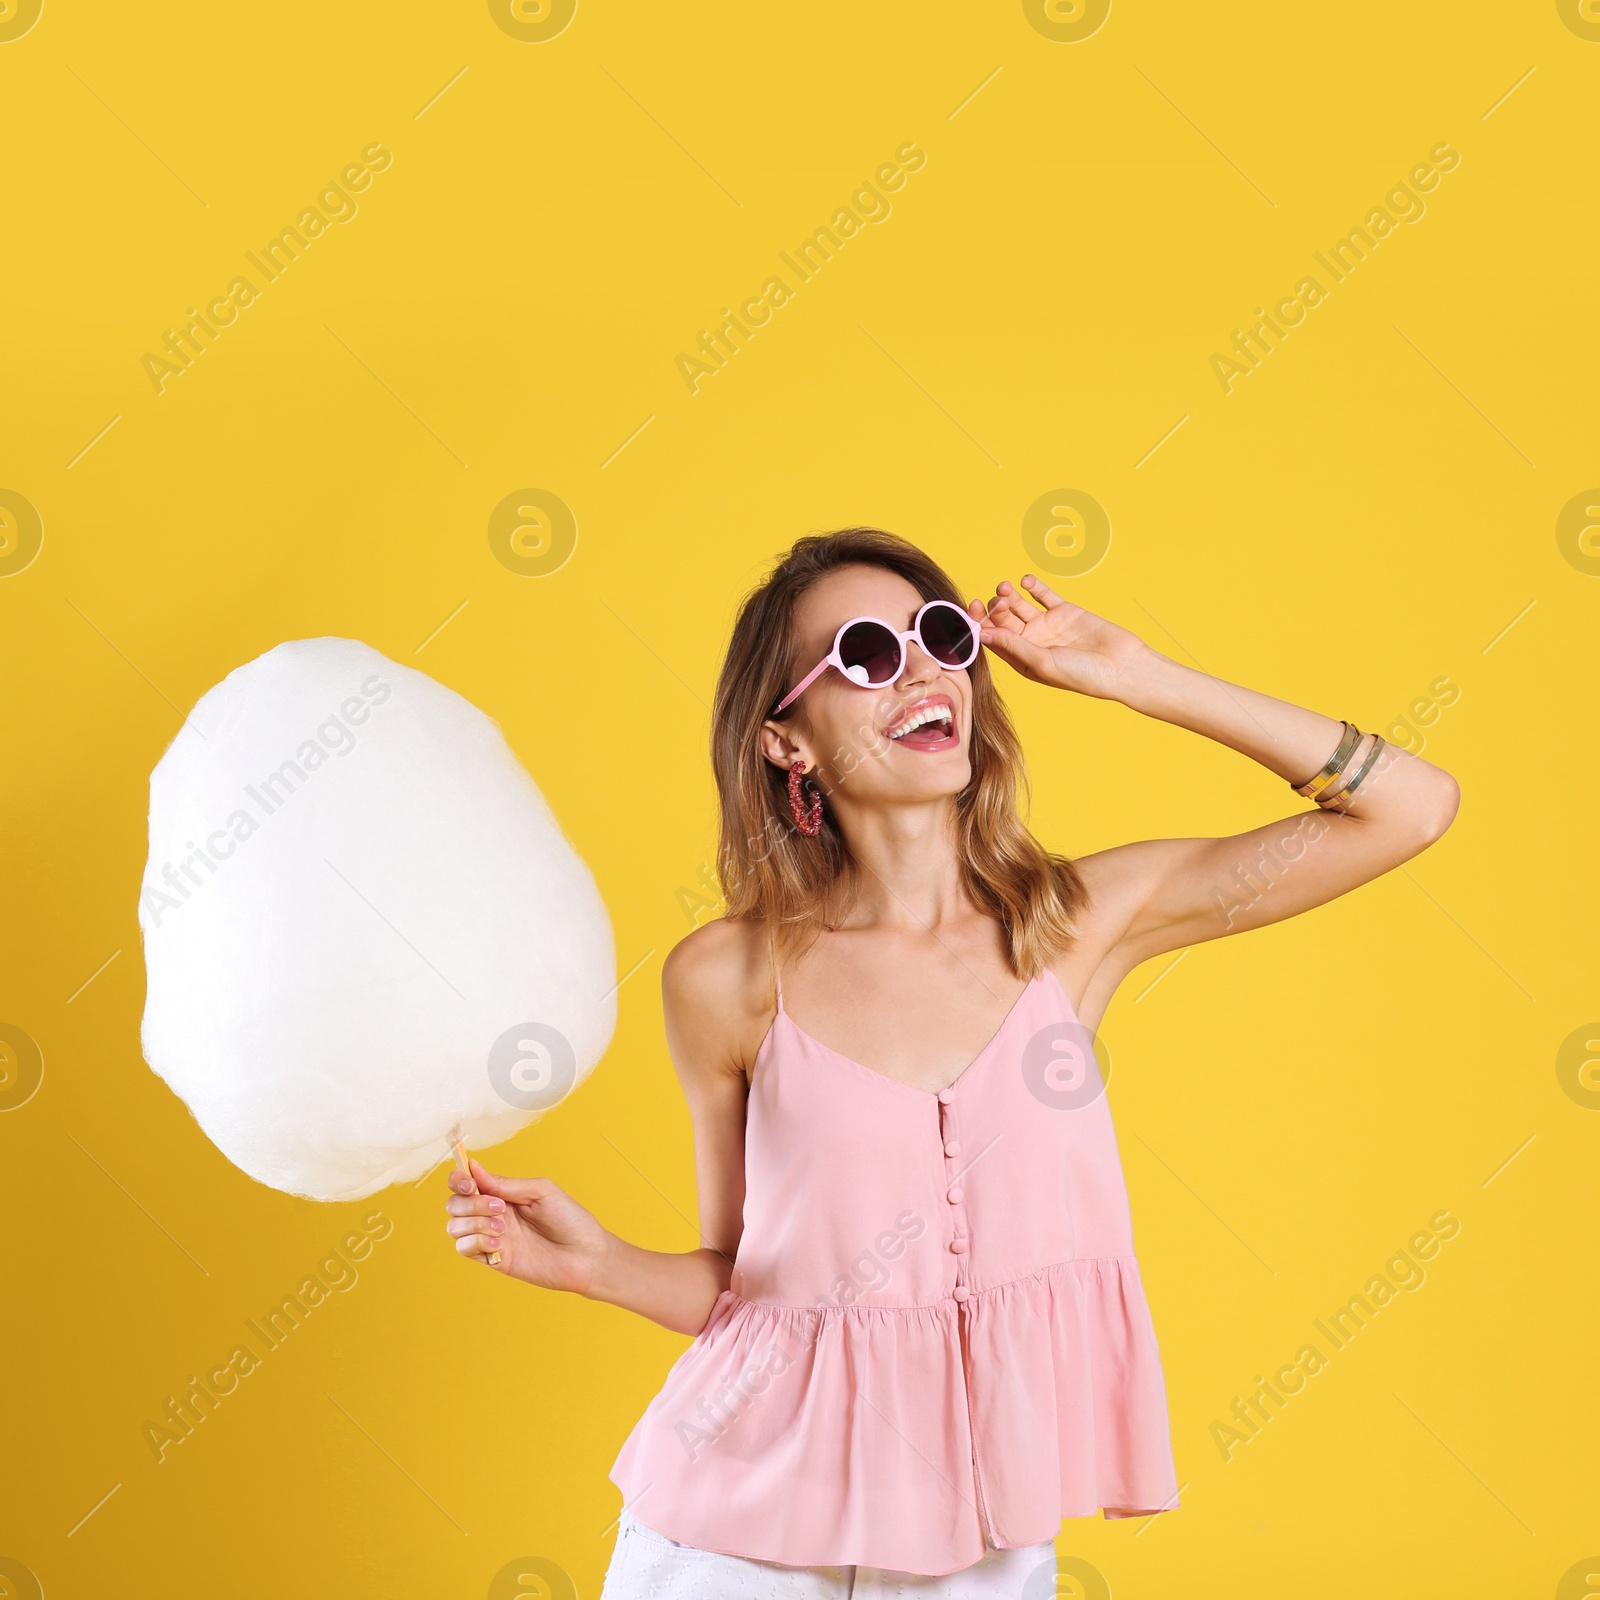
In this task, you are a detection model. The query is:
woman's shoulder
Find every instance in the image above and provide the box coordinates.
[661,917,778,1084]
[662,915,775,1033]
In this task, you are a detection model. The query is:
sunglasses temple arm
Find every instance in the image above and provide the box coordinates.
[772,656,833,716]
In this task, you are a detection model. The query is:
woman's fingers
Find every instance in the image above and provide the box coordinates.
[466,1158,557,1207]
[443,1163,511,1266]
[1020,573,1065,608]
[985,594,1027,632]
[446,1213,505,1238]
[989,574,1067,620]
[979,623,1052,680]
[987,582,1037,626]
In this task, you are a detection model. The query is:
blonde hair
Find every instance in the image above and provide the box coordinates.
[710,528,1087,981]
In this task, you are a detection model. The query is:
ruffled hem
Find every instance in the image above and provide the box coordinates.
[609,1255,1179,1574]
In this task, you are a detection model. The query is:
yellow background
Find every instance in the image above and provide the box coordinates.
[3,1,1597,1595]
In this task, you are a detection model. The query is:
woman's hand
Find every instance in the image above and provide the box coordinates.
[445,1157,611,1294]
[969,575,1151,701]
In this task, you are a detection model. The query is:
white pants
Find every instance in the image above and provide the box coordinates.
[600,1512,1057,1599]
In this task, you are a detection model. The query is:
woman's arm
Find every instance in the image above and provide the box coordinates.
[444,921,761,1338]
[976,576,1461,967]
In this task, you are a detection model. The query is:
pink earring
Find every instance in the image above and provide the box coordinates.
[788,762,823,836]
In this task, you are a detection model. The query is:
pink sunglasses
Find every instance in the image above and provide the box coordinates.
[772,599,981,716]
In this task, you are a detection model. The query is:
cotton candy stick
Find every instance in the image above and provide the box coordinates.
[450,1125,501,1266]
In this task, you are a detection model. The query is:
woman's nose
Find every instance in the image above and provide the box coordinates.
[899,638,941,685]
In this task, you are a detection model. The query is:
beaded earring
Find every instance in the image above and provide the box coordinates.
[788,762,823,837]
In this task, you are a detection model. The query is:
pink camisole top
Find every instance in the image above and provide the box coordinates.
[608,966,1180,1575]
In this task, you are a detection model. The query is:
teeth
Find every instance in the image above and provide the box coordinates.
[888,704,954,740]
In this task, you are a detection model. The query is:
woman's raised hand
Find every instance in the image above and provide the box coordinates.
[969,575,1149,700]
[445,1157,610,1293]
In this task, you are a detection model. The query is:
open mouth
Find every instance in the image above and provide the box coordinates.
[885,696,958,753]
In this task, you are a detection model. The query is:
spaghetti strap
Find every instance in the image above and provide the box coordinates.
[763,935,786,1016]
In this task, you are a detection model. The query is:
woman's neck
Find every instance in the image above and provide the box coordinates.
[826,797,971,932]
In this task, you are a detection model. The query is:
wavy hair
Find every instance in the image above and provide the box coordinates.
[710,528,1086,982]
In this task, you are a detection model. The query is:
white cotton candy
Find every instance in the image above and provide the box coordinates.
[138,638,616,1201]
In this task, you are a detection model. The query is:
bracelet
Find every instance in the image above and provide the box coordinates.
[1319,734,1387,813]
[1289,721,1362,802]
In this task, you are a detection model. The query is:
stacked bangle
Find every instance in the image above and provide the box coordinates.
[1289,720,1387,811]
[1291,720,1360,803]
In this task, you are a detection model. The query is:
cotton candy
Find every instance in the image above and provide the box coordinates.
[138,638,615,1201]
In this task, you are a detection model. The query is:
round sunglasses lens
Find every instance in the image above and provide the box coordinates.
[838,620,902,685]
[919,603,977,666]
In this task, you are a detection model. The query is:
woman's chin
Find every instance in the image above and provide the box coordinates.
[889,756,973,803]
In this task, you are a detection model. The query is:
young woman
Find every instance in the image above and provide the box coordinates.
[445,528,1459,1596]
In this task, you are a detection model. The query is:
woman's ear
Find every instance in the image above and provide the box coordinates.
[759,717,809,771]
